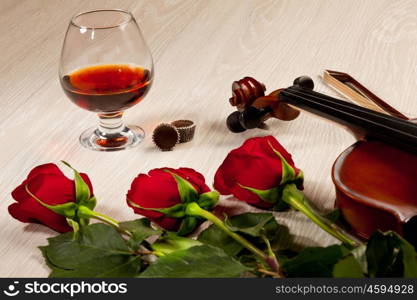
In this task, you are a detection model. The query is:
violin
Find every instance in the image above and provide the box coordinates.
[226,76,417,247]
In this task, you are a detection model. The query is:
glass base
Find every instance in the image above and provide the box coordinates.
[79,125,145,151]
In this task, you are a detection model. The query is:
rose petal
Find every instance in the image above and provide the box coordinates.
[25,174,75,205]
[213,136,300,208]
[11,180,29,203]
[170,168,210,194]
[128,170,181,209]
[80,172,94,196]
[153,216,181,231]
[127,167,210,232]
[8,202,71,233]
[229,185,274,208]
[213,166,230,194]
[217,145,282,191]
[11,163,63,202]
[27,163,64,180]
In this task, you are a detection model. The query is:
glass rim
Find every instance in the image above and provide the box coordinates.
[70,9,134,30]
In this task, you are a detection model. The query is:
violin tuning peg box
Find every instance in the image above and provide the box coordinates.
[226,76,307,133]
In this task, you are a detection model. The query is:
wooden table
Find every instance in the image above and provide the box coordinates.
[1,0,417,277]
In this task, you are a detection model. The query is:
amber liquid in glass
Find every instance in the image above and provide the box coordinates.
[61,64,151,113]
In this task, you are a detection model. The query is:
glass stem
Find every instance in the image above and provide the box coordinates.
[97,112,125,135]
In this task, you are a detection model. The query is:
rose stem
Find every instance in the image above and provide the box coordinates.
[77,206,132,238]
[261,234,280,273]
[185,202,280,273]
[282,183,359,249]
[78,207,154,256]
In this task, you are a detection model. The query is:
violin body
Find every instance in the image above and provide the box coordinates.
[333,140,417,245]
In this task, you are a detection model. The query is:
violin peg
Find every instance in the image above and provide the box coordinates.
[293,76,314,90]
[240,106,266,129]
[226,111,247,133]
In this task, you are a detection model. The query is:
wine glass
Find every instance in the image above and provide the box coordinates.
[59,9,153,151]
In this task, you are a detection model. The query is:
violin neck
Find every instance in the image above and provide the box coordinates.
[279,86,417,154]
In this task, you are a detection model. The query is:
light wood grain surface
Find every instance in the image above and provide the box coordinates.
[1,0,417,277]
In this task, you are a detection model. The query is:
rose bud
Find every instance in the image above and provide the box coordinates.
[126,168,219,235]
[214,135,303,209]
[8,163,94,233]
[214,135,358,248]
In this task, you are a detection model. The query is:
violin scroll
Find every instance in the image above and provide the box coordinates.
[229,77,266,109]
[226,76,306,133]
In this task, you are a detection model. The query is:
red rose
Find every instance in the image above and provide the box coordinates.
[9,163,93,233]
[127,168,214,234]
[214,135,302,208]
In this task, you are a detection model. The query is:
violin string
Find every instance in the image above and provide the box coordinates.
[282,88,417,140]
[282,88,417,138]
[281,89,417,140]
[287,88,415,127]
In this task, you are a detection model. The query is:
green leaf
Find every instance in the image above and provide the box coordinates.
[79,217,89,227]
[225,213,277,238]
[152,233,202,256]
[66,218,79,236]
[280,245,349,277]
[157,203,186,218]
[119,219,161,250]
[324,209,341,223]
[177,216,199,236]
[238,184,281,204]
[166,170,198,203]
[126,200,186,218]
[366,231,417,277]
[273,198,290,211]
[73,172,91,205]
[237,254,264,272]
[268,141,296,185]
[276,249,299,261]
[198,212,287,256]
[333,255,364,278]
[40,223,141,277]
[294,170,304,186]
[83,196,97,210]
[44,202,78,218]
[197,191,219,210]
[49,256,142,278]
[198,225,244,256]
[139,245,248,278]
[351,244,368,274]
[61,161,92,206]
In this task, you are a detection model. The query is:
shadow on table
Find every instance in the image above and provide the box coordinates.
[23,223,56,235]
